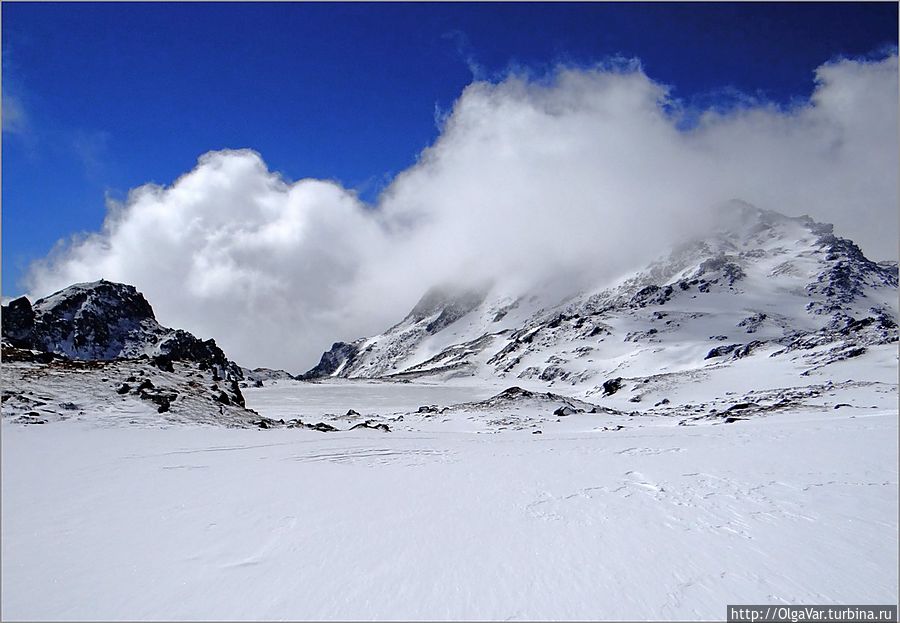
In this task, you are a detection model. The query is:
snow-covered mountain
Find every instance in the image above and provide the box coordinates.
[1,280,253,426]
[239,366,296,387]
[303,203,898,401]
[2,280,237,369]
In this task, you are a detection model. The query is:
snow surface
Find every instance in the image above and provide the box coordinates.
[3,379,897,621]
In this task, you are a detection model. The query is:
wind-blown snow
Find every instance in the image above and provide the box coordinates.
[2,394,896,621]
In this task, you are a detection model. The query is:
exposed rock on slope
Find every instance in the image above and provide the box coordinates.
[299,341,362,379]
[2,280,239,377]
[301,284,489,379]
[2,343,250,427]
[303,205,898,386]
[239,367,297,387]
[2,280,254,427]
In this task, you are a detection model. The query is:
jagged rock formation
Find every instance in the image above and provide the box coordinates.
[2,280,253,426]
[299,341,361,379]
[2,280,239,378]
[301,284,489,379]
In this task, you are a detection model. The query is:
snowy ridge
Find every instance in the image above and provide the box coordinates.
[1,280,257,427]
[304,204,898,402]
[1,280,237,370]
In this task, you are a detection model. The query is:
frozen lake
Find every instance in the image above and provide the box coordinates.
[242,378,505,420]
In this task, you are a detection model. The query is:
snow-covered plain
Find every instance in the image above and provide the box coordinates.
[2,379,897,621]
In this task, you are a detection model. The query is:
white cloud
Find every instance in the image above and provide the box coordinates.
[2,93,28,134]
[24,54,899,371]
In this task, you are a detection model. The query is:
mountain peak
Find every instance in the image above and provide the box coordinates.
[2,280,234,370]
[303,206,898,382]
[33,279,156,324]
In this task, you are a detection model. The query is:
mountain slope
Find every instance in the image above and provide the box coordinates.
[303,204,898,397]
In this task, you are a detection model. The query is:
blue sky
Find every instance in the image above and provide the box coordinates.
[2,2,898,297]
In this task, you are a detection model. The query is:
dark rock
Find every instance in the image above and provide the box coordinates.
[33,351,57,364]
[806,232,898,315]
[150,355,174,372]
[1,297,36,346]
[547,314,575,329]
[727,402,758,411]
[0,341,61,364]
[706,341,764,360]
[306,422,339,432]
[654,398,670,407]
[300,341,360,379]
[214,391,231,405]
[602,377,623,396]
[346,409,360,416]
[630,284,675,308]
[723,416,746,424]
[3,281,241,375]
[139,388,178,413]
[497,386,535,399]
[540,365,567,382]
[137,379,154,392]
[733,341,765,359]
[116,383,131,395]
[350,420,391,432]
[695,255,745,286]
[834,403,853,409]
[156,330,232,369]
[553,406,578,417]
[229,380,246,407]
[532,430,542,434]
[738,313,767,333]
[26,281,156,359]
[705,344,741,359]
[20,412,47,424]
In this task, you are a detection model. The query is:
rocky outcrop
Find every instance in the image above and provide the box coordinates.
[2,281,238,378]
[1,297,36,344]
[299,341,361,379]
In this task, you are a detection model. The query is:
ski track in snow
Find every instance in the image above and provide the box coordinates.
[2,381,897,621]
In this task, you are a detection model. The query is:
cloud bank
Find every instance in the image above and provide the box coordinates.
[24,54,899,371]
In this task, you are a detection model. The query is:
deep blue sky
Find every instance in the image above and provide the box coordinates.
[3,2,897,296]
